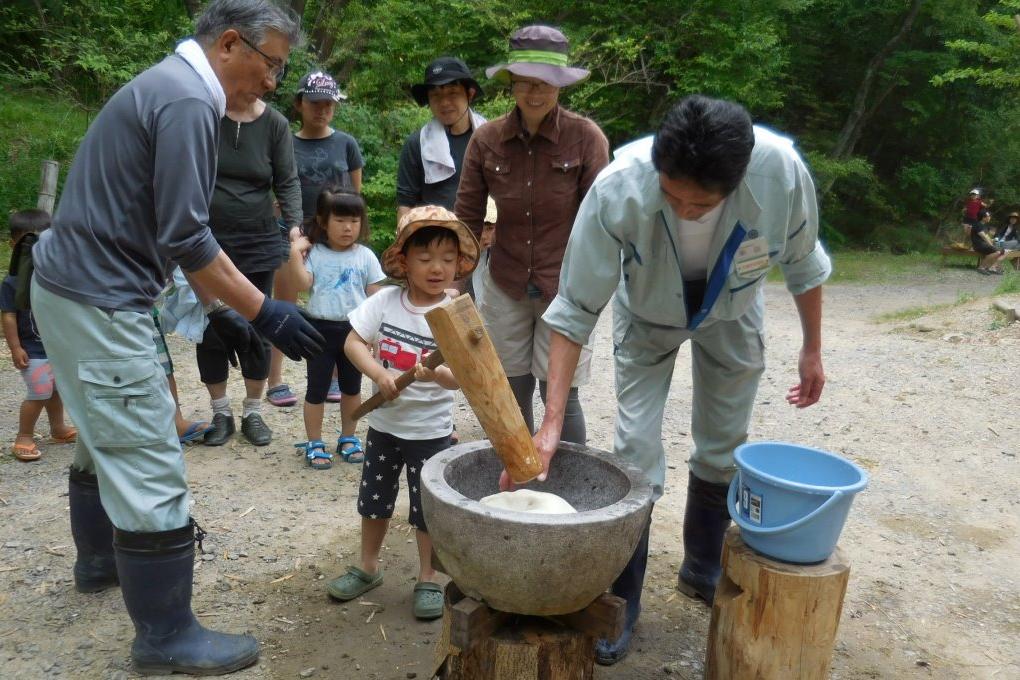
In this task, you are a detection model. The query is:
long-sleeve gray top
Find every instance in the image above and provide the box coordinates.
[33,54,223,312]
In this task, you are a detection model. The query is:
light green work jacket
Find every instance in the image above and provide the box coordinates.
[544,126,832,343]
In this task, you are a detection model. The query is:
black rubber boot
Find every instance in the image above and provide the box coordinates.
[677,472,731,604]
[114,520,259,675]
[68,466,119,593]
[595,518,650,666]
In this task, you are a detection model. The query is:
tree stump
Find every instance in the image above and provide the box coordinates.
[434,583,623,680]
[705,527,851,680]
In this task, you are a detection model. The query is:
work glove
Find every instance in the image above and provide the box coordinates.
[251,297,324,360]
[201,325,240,368]
[207,307,258,360]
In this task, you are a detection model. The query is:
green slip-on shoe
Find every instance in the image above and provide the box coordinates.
[326,566,383,602]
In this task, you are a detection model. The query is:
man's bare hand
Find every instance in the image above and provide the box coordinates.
[786,347,824,408]
[498,423,561,491]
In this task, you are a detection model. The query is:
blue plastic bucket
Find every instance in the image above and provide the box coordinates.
[728,441,868,564]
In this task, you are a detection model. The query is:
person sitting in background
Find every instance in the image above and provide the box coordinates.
[971,210,1008,275]
[997,212,1020,249]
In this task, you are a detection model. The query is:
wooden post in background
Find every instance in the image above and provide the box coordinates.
[706,527,850,680]
[425,294,543,484]
[36,160,59,215]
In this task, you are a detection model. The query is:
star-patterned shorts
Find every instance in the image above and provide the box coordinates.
[357,427,452,531]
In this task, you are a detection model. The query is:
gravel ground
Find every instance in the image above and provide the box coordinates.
[0,270,1018,679]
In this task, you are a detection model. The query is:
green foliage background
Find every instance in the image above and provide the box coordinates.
[2,0,1020,253]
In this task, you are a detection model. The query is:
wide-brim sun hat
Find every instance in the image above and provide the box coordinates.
[485,24,590,88]
[410,56,483,107]
[382,205,480,280]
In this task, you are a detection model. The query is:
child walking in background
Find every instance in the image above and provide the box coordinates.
[285,188,385,470]
[1,210,76,460]
[326,205,479,620]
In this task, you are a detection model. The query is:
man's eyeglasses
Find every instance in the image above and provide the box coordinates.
[510,78,556,93]
[238,34,287,84]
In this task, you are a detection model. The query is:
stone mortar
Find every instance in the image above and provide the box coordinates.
[421,440,654,615]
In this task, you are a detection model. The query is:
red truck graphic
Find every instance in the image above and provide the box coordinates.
[379,338,420,371]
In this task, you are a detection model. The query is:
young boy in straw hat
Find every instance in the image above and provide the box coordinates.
[327,205,479,620]
[455,24,609,447]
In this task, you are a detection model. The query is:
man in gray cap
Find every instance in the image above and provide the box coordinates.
[455,25,609,445]
[29,0,323,674]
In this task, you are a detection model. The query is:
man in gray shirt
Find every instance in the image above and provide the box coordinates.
[29,1,323,675]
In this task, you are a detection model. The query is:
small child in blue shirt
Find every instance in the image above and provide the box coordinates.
[283,188,385,469]
[1,210,76,461]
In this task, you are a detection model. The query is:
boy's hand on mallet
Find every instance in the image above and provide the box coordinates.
[374,369,399,401]
[413,361,437,383]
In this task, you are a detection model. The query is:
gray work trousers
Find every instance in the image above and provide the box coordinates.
[613,298,766,500]
[32,280,189,531]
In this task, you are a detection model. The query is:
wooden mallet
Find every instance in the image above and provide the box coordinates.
[425,295,544,485]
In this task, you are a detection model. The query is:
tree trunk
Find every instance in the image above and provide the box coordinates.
[705,528,851,680]
[309,0,352,60]
[31,0,47,27]
[290,0,307,19]
[824,0,922,193]
[181,0,202,19]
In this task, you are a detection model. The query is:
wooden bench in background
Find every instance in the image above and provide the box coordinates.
[940,242,1020,270]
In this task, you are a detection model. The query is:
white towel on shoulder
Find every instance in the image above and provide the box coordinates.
[420,109,487,185]
[175,38,226,118]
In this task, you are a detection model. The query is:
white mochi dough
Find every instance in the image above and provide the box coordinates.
[479,489,577,514]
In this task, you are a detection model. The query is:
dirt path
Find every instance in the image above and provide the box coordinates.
[1,270,1018,679]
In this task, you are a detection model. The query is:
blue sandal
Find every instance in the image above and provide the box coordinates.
[295,440,333,470]
[337,435,364,464]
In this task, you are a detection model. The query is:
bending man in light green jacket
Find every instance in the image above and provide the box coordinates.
[526,95,831,665]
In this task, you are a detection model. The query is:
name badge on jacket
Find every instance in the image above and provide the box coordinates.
[734,236,769,276]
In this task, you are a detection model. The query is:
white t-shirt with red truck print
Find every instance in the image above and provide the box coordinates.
[348,286,453,440]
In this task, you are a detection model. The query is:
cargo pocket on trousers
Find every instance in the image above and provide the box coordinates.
[78,358,167,448]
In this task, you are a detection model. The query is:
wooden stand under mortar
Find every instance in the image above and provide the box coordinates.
[433,583,626,680]
[705,527,851,680]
